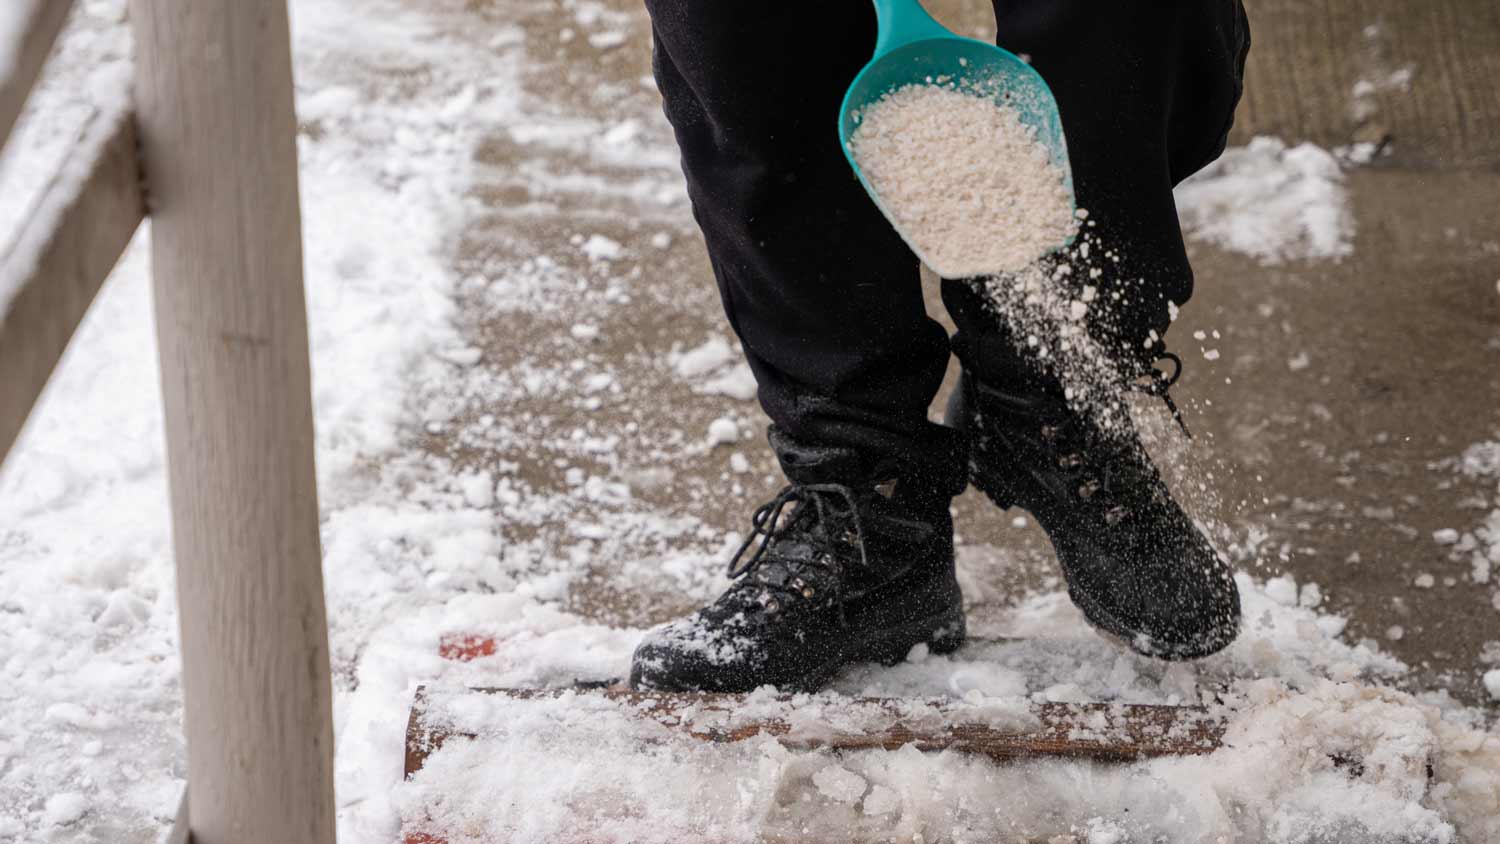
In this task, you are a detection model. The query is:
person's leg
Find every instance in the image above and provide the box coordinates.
[631,1,969,692]
[943,0,1251,661]
[646,0,966,489]
[945,0,1251,380]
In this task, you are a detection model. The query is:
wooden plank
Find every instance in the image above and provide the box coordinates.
[130,2,334,843]
[0,102,143,467]
[403,685,1227,780]
[0,0,76,154]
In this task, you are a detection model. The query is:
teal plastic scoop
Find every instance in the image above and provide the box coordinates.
[838,0,1076,273]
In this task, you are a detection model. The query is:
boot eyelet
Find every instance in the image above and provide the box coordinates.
[818,553,834,565]
[842,529,860,546]
[1040,424,1060,440]
[1078,479,1101,499]
[1058,454,1083,469]
[802,585,816,599]
[1105,505,1128,525]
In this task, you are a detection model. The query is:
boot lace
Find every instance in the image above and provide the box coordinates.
[726,483,872,625]
[1128,350,1190,438]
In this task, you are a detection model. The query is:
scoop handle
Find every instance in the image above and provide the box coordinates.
[872,0,956,56]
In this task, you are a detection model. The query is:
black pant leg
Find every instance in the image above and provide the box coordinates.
[945,0,1251,382]
[646,1,966,488]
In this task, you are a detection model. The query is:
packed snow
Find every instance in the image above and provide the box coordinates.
[0,2,1494,843]
[1174,136,1356,264]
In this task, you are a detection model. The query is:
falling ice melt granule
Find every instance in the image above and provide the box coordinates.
[848,83,1076,278]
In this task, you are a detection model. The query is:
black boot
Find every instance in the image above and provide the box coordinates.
[947,362,1240,660]
[630,430,966,692]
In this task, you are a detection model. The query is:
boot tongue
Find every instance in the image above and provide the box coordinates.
[766,427,949,544]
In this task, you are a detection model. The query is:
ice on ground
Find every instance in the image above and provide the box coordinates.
[1174,136,1355,264]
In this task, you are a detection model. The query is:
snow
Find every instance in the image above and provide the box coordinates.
[1174,136,1355,264]
[0,66,132,320]
[671,336,757,400]
[1,2,1497,842]
[0,0,38,83]
[41,792,87,827]
[698,363,758,401]
[672,335,736,379]
[577,233,624,262]
[1263,574,1299,607]
[395,577,1499,842]
[1484,670,1500,701]
[706,417,740,448]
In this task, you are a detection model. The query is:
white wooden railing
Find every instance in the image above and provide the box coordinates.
[0,2,336,842]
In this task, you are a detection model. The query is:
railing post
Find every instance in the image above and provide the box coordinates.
[129,2,335,843]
